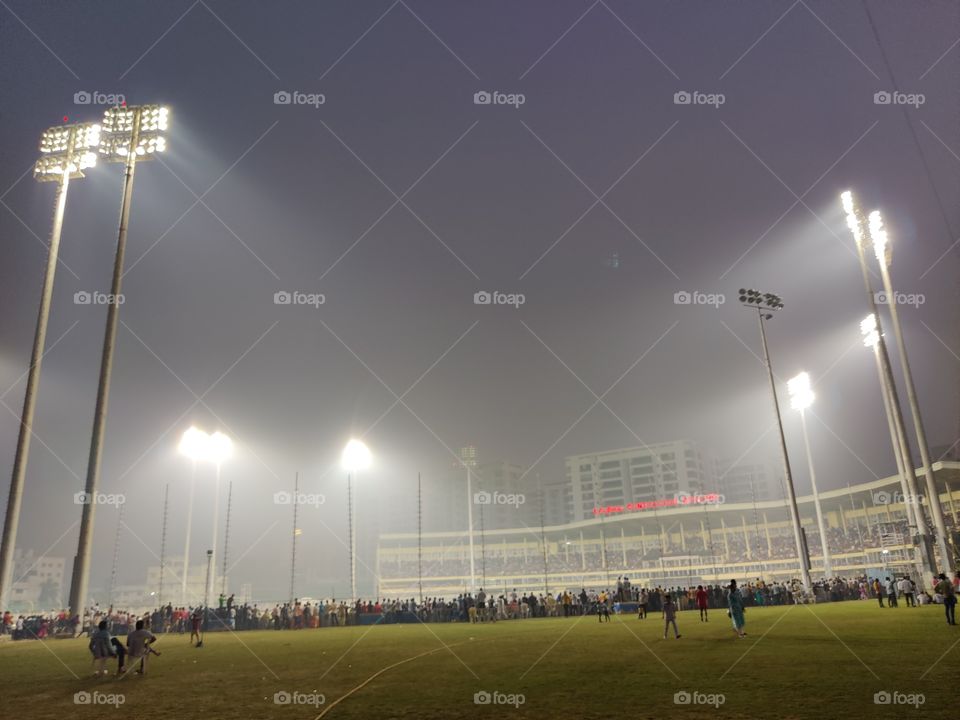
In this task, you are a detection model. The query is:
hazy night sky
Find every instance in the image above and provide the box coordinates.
[0,0,958,601]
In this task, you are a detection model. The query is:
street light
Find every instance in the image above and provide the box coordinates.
[738,288,812,592]
[867,211,951,569]
[68,104,171,617]
[178,426,209,605]
[840,191,935,582]
[0,120,100,610]
[787,372,832,578]
[341,439,371,602]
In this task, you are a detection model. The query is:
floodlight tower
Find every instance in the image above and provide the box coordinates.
[787,372,832,578]
[0,121,100,610]
[867,212,952,569]
[840,191,935,581]
[68,105,169,617]
[341,439,372,601]
[860,316,919,534]
[738,289,812,592]
[178,426,209,605]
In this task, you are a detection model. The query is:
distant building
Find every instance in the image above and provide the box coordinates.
[565,441,707,521]
[713,459,780,504]
[543,477,574,526]
[8,549,65,611]
[473,460,538,530]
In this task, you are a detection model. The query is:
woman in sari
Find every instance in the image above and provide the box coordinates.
[727,579,746,638]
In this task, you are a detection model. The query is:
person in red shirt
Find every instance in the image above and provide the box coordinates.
[695,585,709,622]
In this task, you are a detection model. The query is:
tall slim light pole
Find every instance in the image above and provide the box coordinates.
[840,191,935,580]
[738,289,812,592]
[868,211,952,569]
[466,465,477,592]
[68,106,169,616]
[341,439,372,602]
[787,372,832,578]
[178,426,208,605]
[205,431,232,605]
[862,315,924,581]
[0,121,100,610]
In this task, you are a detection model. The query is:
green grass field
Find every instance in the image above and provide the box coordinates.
[1,603,956,719]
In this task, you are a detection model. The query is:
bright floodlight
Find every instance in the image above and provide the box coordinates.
[341,439,372,472]
[178,426,210,461]
[99,104,169,161]
[861,314,879,348]
[34,122,101,181]
[787,371,815,411]
[840,190,863,245]
[867,210,889,266]
[207,431,233,465]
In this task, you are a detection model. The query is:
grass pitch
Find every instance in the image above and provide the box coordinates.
[1,602,956,719]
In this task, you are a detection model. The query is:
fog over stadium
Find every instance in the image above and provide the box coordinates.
[1,7,960,712]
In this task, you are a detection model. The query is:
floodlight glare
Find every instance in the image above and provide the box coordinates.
[178,426,210,461]
[99,104,169,162]
[840,190,864,246]
[787,371,815,411]
[861,314,879,348]
[867,210,889,266]
[341,439,372,472]
[207,431,233,465]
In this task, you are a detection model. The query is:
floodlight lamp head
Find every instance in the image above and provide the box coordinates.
[34,122,102,182]
[867,210,890,266]
[787,372,815,411]
[860,314,879,348]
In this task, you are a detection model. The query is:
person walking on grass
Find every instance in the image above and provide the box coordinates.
[935,573,956,626]
[885,577,898,607]
[696,584,709,622]
[727,579,746,638]
[662,594,680,639]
